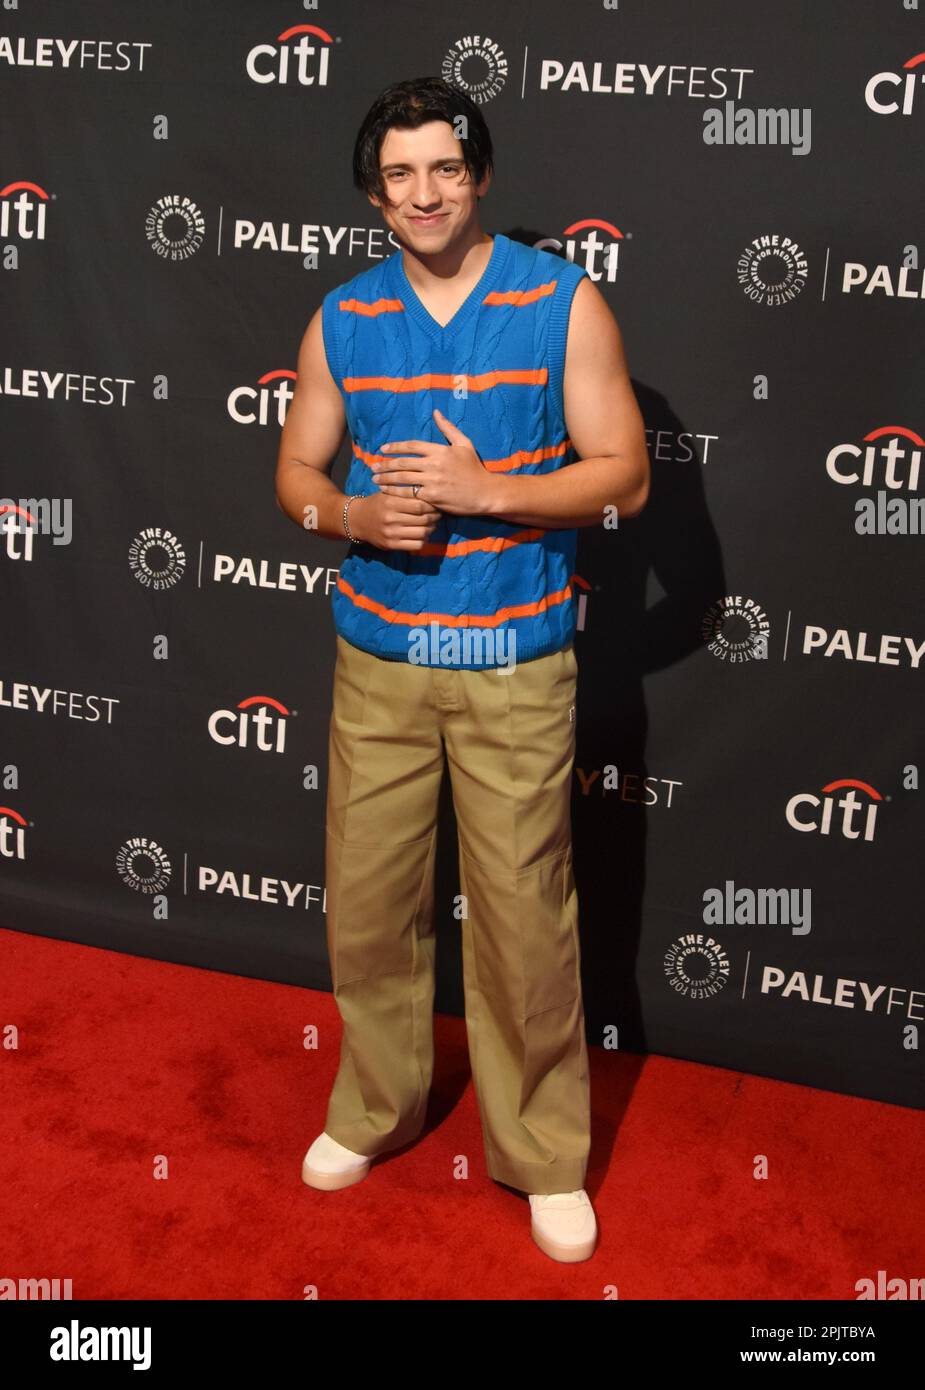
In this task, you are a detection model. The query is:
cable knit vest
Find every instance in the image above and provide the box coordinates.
[321,231,589,669]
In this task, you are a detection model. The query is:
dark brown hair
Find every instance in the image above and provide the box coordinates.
[352,76,494,202]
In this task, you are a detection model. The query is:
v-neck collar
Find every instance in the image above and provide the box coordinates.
[393,232,507,344]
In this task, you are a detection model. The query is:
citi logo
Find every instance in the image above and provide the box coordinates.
[1,503,37,561]
[826,424,922,492]
[0,180,49,240]
[0,806,28,861]
[246,24,333,86]
[826,424,924,535]
[228,369,295,427]
[572,572,592,630]
[536,219,624,282]
[208,695,291,753]
[865,51,925,116]
[785,778,883,842]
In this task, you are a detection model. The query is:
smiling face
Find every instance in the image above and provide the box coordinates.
[368,119,491,254]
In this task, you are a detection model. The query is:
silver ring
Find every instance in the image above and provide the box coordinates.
[412,484,421,498]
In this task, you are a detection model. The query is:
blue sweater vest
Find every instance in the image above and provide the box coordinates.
[321,231,589,668]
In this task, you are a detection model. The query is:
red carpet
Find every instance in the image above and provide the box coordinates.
[1,925,921,1300]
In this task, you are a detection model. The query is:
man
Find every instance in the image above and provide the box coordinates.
[275,76,649,1264]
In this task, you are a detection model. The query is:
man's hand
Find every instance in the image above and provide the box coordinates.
[372,407,498,516]
[349,489,442,551]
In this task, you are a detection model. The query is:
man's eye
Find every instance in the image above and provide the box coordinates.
[387,167,460,179]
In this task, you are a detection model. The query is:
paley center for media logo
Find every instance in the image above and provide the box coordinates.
[737,233,808,306]
[125,522,339,600]
[702,595,769,662]
[145,194,205,261]
[666,931,923,1027]
[128,526,188,590]
[114,836,325,914]
[440,33,508,103]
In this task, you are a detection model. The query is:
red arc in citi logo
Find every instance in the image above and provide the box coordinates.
[228,369,296,427]
[0,806,28,860]
[785,778,883,842]
[825,424,923,490]
[0,181,49,239]
[245,24,334,86]
[865,51,925,116]
[208,695,291,753]
[536,218,626,282]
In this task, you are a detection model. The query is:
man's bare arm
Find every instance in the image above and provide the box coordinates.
[483,276,650,528]
[274,307,354,540]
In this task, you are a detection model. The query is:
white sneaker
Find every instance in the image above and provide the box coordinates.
[301,1131,372,1191]
[528,1190,597,1262]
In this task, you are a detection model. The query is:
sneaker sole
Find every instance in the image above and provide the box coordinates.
[531,1224,597,1263]
[301,1155,371,1191]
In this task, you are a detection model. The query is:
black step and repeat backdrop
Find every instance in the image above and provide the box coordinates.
[2,2,922,1109]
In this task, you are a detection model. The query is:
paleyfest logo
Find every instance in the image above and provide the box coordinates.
[737,232,808,305]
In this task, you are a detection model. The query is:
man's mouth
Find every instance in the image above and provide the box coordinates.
[410,213,448,226]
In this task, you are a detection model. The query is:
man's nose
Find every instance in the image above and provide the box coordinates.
[409,179,442,207]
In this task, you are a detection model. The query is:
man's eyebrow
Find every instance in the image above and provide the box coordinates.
[380,156,465,172]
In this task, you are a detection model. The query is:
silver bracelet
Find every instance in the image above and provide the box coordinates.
[343,494,364,543]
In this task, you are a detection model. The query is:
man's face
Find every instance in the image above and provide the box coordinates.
[369,119,490,252]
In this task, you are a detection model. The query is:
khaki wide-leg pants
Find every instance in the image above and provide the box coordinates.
[322,632,591,1195]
